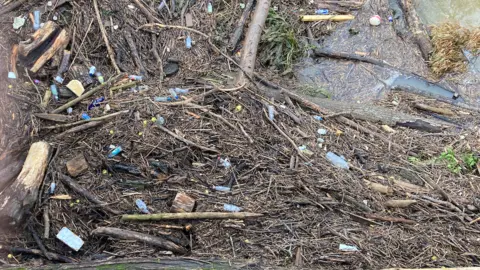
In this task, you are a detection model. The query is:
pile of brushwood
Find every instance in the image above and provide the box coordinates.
[1,0,480,269]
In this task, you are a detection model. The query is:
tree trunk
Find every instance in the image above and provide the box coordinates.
[0,141,50,227]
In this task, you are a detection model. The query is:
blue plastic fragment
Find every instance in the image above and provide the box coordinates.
[81,113,91,120]
[89,66,96,76]
[129,75,143,81]
[339,244,359,252]
[173,88,189,94]
[315,9,329,15]
[8,72,17,79]
[54,75,64,84]
[49,182,56,194]
[108,146,122,158]
[186,35,192,49]
[154,96,172,102]
[88,96,105,110]
[313,115,323,121]
[33,10,41,30]
[50,84,59,101]
[135,199,150,214]
[214,186,231,192]
[56,227,84,251]
[224,203,241,212]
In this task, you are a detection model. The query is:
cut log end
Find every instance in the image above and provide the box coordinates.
[66,154,89,177]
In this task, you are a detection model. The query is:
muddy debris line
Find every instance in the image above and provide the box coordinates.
[0,0,480,269]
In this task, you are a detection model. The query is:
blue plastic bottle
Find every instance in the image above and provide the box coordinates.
[135,199,150,214]
[326,152,349,169]
[50,84,59,101]
[108,146,122,158]
[81,113,91,120]
[33,10,41,30]
[224,203,241,212]
[154,96,172,102]
[186,35,192,49]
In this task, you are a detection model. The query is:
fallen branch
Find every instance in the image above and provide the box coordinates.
[125,29,146,75]
[35,113,73,123]
[59,174,121,215]
[44,110,129,130]
[414,103,454,116]
[155,124,220,153]
[365,214,416,224]
[93,0,121,74]
[28,223,51,260]
[52,73,123,113]
[122,212,263,221]
[0,245,73,263]
[228,0,255,51]
[56,121,104,138]
[92,227,187,254]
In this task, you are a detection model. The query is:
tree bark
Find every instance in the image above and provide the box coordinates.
[0,141,50,227]
[235,0,271,85]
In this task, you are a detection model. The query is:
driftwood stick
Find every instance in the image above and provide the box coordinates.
[365,214,416,224]
[122,212,263,221]
[52,73,123,113]
[28,223,51,260]
[235,0,271,85]
[92,227,187,254]
[59,174,121,215]
[228,0,255,51]
[93,0,121,74]
[0,142,50,227]
[414,103,454,116]
[43,207,50,239]
[0,245,73,263]
[56,121,104,138]
[44,110,129,130]
[155,125,220,153]
[125,29,146,75]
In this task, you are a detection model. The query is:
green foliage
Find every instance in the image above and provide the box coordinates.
[259,9,304,72]
[408,156,420,163]
[437,148,479,174]
[463,152,479,171]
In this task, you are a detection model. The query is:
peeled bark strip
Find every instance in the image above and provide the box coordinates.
[92,227,187,254]
[0,142,50,227]
[235,0,271,85]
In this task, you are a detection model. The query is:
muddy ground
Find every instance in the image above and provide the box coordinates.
[1,0,480,269]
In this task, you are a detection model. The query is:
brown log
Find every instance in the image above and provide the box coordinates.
[66,154,89,177]
[414,103,455,116]
[171,192,195,213]
[91,227,187,254]
[0,142,50,227]
[0,154,25,193]
[30,29,70,73]
[18,21,60,57]
[235,0,271,85]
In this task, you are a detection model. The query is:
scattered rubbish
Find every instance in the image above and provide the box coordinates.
[129,75,143,81]
[66,80,85,97]
[301,15,355,22]
[54,75,64,84]
[219,157,231,168]
[112,163,142,176]
[268,105,275,121]
[185,13,193,27]
[299,145,314,157]
[173,88,189,94]
[104,104,111,112]
[88,96,105,110]
[67,107,73,114]
[317,128,328,135]
[169,88,179,100]
[214,186,231,192]
[49,182,56,194]
[52,15,58,21]
[186,35,192,49]
[33,10,41,30]
[34,79,41,84]
[135,199,150,214]
[224,203,241,212]
[171,192,196,213]
[239,3,245,9]
[81,113,91,120]
[89,66,96,76]
[335,130,343,136]
[155,116,165,126]
[7,72,17,79]
[388,16,393,22]
[207,1,213,13]
[157,0,166,11]
[96,72,104,84]
[339,244,359,252]
[50,84,59,101]
[51,194,72,200]
[315,9,329,15]
[47,1,53,7]
[13,17,26,30]
[369,15,381,26]
[164,62,179,76]
[317,138,325,143]
[326,152,349,169]
[382,125,396,133]
[235,105,242,112]
[313,115,323,121]
[66,154,89,177]
[56,227,84,251]
[154,96,172,102]
[108,146,123,158]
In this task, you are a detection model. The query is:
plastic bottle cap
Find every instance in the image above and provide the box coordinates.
[369,15,381,26]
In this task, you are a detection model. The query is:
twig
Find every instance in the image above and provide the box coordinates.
[0,246,73,263]
[43,207,50,239]
[132,0,160,23]
[155,124,220,153]
[122,212,263,221]
[263,109,307,161]
[69,18,94,69]
[365,213,416,224]
[28,223,51,260]
[56,121,104,138]
[125,29,146,74]
[92,227,187,254]
[238,123,254,143]
[110,81,137,96]
[93,0,121,74]
[52,73,123,113]
[228,0,255,51]
[59,174,121,215]
[44,110,129,130]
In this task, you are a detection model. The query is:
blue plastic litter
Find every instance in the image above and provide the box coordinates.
[313,115,323,121]
[67,107,73,114]
[49,182,56,194]
[54,75,64,84]
[207,2,213,13]
[56,227,84,251]
[174,88,189,94]
[339,244,359,252]
[81,113,91,120]
[89,66,96,76]
[7,72,17,79]
[108,146,122,158]
[129,75,143,81]
[135,199,150,214]
[50,84,59,101]
[88,96,105,110]
[169,88,179,100]
[154,96,172,102]
[315,9,329,15]
[326,152,349,169]
[317,128,328,135]
[214,186,231,192]
[186,35,192,49]
[268,105,275,121]
[33,10,41,30]
[224,203,241,212]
